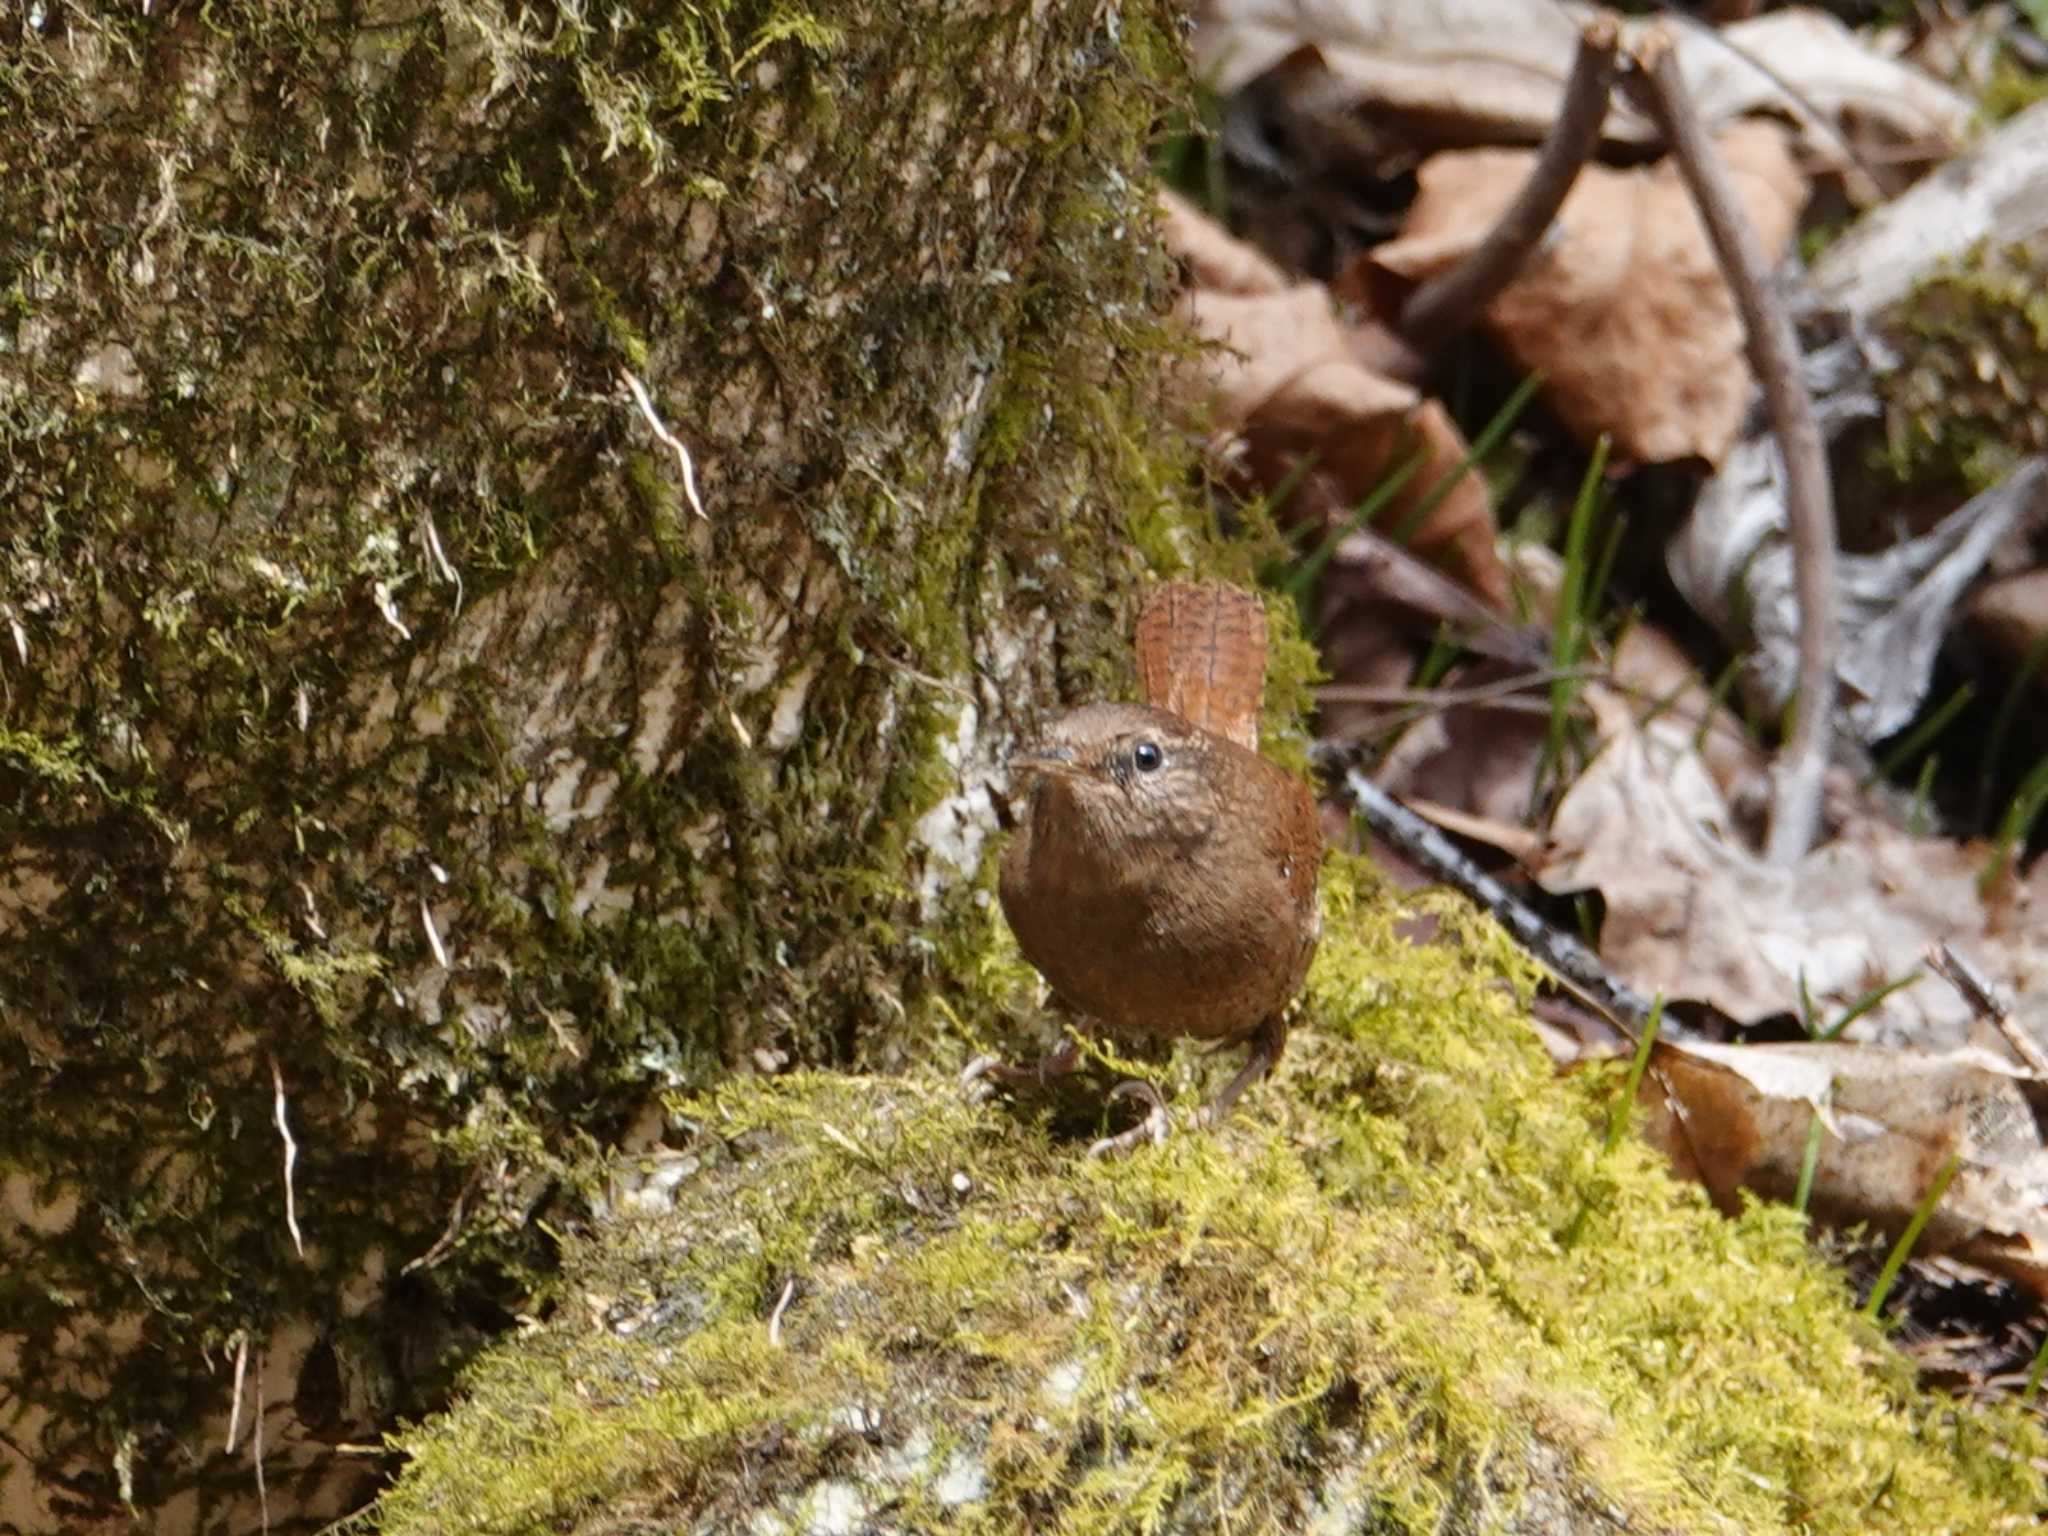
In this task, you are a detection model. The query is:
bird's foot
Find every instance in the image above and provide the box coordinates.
[961,1034,1085,1102]
[959,1053,1003,1101]
[1199,1013,1289,1128]
[1086,1079,1171,1159]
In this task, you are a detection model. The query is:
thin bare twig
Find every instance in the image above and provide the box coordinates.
[269,1056,304,1259]
[224,1331,249,1454]
[767,1276,797,1346]
[1333,762,1656,1032]
[402,1165,483,1276]
[1929,942,2048,1074]
[620,368,708,519]
[1400,18,1620,350]
[1318,665,1607,709]
[1630,31,1839,865]
[1319,666,1608,743]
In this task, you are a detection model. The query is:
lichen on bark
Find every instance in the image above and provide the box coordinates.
[0,0,1232,1527]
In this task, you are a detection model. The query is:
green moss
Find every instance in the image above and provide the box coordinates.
[1978,54,2048,122]
[367,857,2046,1534]
[1873,240,2048,498]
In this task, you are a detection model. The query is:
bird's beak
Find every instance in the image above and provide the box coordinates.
[1008,743,1079,780]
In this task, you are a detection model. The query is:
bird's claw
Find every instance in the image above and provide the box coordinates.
[961,1036,1085,1103]
[1086,1079,1171,1159]
[960,1053,1003,1103]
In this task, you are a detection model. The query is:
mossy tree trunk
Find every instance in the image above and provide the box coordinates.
[0,3,1204,1528]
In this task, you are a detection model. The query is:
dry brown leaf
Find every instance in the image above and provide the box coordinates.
[1194,0,1587,138]
[1677,10,1975,177]
[1182,285,1415,425]
[1638,1037,2048,1299]
[1158,188,1289,296]
[1163,197,1510,608]
[1533,689,2048,1049]
[1609,624,1764,805]
[1370,121,1809,466]
[1193,0,1971,164]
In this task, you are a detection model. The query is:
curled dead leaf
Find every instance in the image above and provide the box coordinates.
[1638,1036,2048,1300]
[1158,187,1291,296]
[1671,456,2048,743]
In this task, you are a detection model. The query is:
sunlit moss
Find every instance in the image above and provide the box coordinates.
[1876,240,2048,497]
[368,858,2046,1534]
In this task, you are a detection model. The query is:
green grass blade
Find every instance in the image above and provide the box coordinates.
[1582,505,1629,632]
[1980,748,2048,892]
[1861,1153,1960,1324]
[1544,436,1611,797]
[1864,682,1974,791]
[1386,371,1545,548]
[1603,994,1664,1155]
[1909,752,1939,837]
[1284,445,1424,599]
[1977,620,2048,827]
[2024,1331,2048,1405]
[1792,1111,1826,1215]
[1816,970,1922,1042]
[1564,994,1665,1248]
[1690,654,1743,755]
[1411,627,1462,693]
[1261,452,1324,545]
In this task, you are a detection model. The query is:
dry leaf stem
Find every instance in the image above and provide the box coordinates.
[1631,32,1839,864]
[1400,18,1621,352]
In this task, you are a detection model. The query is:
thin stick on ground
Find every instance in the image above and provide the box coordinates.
[1629,31,1839,865]
[1317,664,1606,710]
[1333,761,1656,1032]
[1400,18,1620,351]
[1929,942,2048,1075]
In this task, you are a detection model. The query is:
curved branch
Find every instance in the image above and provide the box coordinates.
[1630,30,1839,864]
[1399,18,1620,351]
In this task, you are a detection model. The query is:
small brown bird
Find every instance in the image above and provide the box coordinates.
[982,580,1322,1143]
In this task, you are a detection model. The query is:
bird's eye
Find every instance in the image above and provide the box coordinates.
[1132,740,1164,773]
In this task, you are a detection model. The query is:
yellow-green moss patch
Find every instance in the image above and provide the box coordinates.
[1876,239,2048,498]
[368,858,2044,1534]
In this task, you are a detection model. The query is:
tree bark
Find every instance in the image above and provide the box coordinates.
[0,2,1196,1527]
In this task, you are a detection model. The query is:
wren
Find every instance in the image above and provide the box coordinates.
[986,580,1322,1136]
